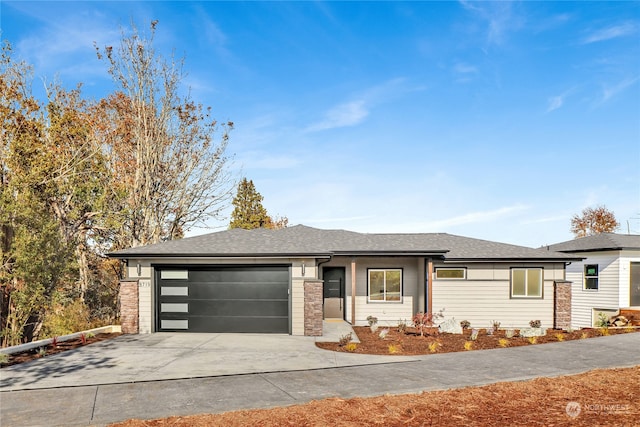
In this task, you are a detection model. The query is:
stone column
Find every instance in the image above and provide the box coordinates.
[304,280,323,336]
[554,280,572,330]
[119,280,139,334]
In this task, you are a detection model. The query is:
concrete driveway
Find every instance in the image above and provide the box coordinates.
[1,331,639,427]
[0,324,418,391]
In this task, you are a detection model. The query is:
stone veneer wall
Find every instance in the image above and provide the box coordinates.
[304,280,323,336]
[119,280,139,334]
[554,280,572,330]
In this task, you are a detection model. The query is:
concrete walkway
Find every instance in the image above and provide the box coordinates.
[1,330,639,426]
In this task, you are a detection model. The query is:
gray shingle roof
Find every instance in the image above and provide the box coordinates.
[109,225,577,261]
[546,233,640,253]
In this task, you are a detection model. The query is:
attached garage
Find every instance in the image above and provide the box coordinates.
[156,265,290,333]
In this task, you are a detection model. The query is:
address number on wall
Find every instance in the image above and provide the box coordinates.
[139,279,151,288]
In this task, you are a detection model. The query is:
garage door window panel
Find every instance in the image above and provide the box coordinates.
[156,266,290,333]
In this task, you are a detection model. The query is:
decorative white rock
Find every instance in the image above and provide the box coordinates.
[439,317,463,334]
[519,327,547,337]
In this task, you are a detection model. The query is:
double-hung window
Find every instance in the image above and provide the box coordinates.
[368,269,402,302]
[584,264,599,290]
[511,268,543,298]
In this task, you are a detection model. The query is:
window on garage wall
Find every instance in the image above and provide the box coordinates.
[510,268,543,298]
[435,267,466,279]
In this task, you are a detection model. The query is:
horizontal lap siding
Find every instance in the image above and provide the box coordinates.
[620,251,640,307]
[567,253,620,328]
[347,296,413,326]
[291,278,305,335]
[139,284,153,333]
[431,263,563,329]
[432,280,554,329]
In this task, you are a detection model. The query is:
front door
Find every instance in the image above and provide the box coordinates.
[323,267,345,319]
[631,262,640,306]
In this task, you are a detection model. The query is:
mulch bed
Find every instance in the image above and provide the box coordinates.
[110,366,640,426]
[316,326,639,355]
[0,333,122,368]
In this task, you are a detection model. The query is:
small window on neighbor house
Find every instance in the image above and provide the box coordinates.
[368,269,402,302]
[435,268,466,279]
[511,268,543,298]
[584,264,599,290]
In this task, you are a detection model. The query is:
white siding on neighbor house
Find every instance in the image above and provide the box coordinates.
[431,263,565,329]
[566,252,620,328]
[566,250,640,327]
[619,250,640,307]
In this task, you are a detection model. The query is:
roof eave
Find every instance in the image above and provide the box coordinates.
[108,252,334,259]
[331,250,449,257]
[555,247,638,253]
[442,256,584,263]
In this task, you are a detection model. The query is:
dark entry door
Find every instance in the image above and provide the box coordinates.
[631,262,640,306]
[156,266,290,333]
[323,267,345,319]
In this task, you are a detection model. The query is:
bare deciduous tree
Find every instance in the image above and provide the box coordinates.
[95,21,234,247]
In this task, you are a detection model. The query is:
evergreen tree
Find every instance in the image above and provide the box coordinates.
[229,179,272,229]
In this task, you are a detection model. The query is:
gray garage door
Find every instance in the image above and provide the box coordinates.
[156,266,290,333]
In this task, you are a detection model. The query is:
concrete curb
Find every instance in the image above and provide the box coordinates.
[0,325,121,355]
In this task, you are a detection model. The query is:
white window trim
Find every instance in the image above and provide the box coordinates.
[367,268,403,303]
[584,264,599,291]
[510,267,543,299]
[434,267,467,280]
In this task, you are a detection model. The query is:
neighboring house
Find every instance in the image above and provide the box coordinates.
[109,225,579,336]
[547,233,640,328]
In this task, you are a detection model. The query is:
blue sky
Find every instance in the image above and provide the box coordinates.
[2,1,639,247]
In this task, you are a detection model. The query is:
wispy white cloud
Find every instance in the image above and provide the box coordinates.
[583,22,637,44]
[306,100,369,132]
[532,13,572,33]
[520,215,568,225]
[453,63,478,74]
[546,96,564,113]
[459,0,522,47]
[304,215,376,225]
[426,204,529,229]
[600,76,640,103]
[546,87,576,113]
[305,78,413,132]
[453,62,478,83]
[370,204,530,233]
[238,153,301,170]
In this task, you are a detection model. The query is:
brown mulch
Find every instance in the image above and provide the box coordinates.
[0,332,122,368]
[110,366,640,426]
[316,325,640,355]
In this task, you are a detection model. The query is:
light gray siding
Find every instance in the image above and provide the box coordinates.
[431,262,565,329]
[324,256,420,326]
